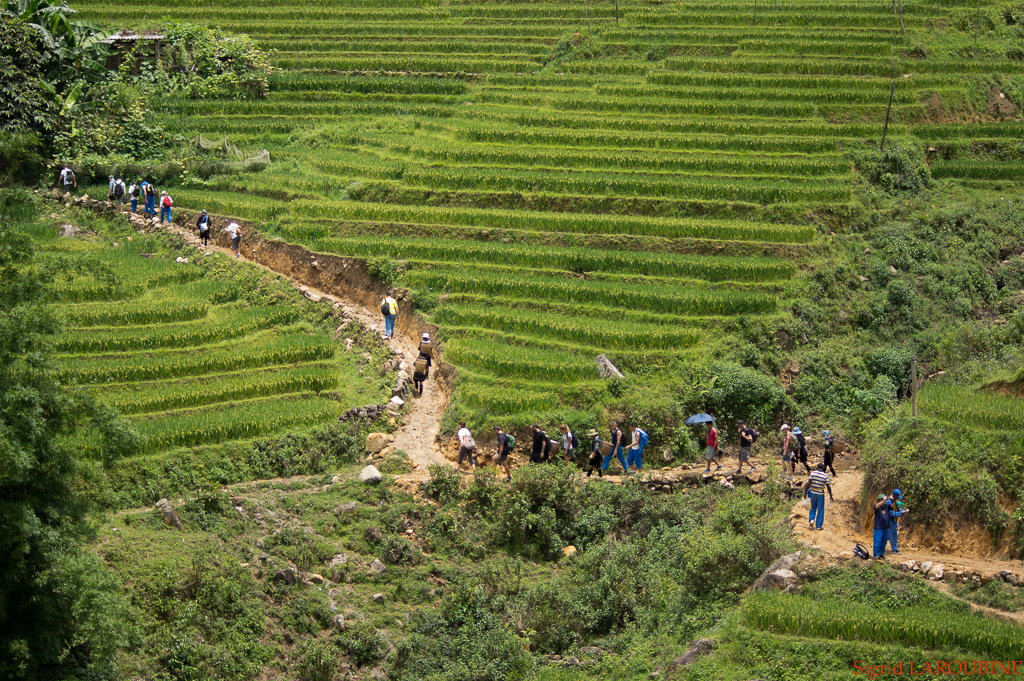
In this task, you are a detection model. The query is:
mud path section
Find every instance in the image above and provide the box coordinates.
[788,468,1024,585]
[149,210,451,471]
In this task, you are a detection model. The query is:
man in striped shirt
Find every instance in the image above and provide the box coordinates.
[802,463,834,530]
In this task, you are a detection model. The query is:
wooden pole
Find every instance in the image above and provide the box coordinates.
[583,0,593,39]
[895,0,905,35]
[880,77,896,151]
[911,358,918,417]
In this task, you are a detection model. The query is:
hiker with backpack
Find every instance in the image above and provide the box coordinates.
[113,177,126,205]
[558,424,578,464]
[492,426,513,481]
[412,334,432,396]
[418,332,433,360]
[779,424,796,479]
[584,429,604,478]
[196,209,212,247]
[793,427,811,474]
[107,175,116,201]
[223,222,242,258]
[603,421,628,474]
[822,430,837,476]
[380,291,398,340]
[704,422,723,473]
[159,191,173,224]
[143,182,157,218]
[58,165,76,193]
[886,489,906,555]
[802,463,834,530]
[627,423,648,474]
[735,421,758,475]
[128,181,140,212]
[530,424,551,464]
[457,421,477,472]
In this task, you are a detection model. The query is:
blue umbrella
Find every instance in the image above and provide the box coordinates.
[684,414,716,425]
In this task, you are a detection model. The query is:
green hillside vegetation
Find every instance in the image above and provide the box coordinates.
[4,0,1024,675]
[19,206,394,510]
[56,0,1024,443]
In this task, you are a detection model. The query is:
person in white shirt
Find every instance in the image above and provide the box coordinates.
[456,421,476,471]
[223,222,241,258]
[559,423,575,464]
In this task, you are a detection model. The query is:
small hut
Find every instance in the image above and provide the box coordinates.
[102,31,166,71]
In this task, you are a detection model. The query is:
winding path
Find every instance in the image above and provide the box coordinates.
[151,213,450,471]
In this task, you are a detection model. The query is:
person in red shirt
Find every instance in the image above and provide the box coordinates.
[704,423,723,472]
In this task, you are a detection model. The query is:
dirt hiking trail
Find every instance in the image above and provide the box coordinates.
[788,465,1024,598]
[152,215,449,472]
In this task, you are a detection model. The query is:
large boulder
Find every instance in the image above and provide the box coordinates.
[156,498,184,530]
[752,552,803,591]
[366,432,389,454]
[669,639,716,669]
[274,568,297,585]
[369,559,386,577]
[359,465,382,483]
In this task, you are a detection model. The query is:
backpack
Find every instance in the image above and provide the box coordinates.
[852,543,871,560]
[419,341,433,357]
[796,433,807,449]
[414,358,428,374]
[381,300,390,316]
[505,433,515,450]
[465,435,476,450]
[569,432,579,449]
[162,195,172,207]
[64,170,75,184]
[114,182,125,199]
[130,184,139,198]
[146,185,155,198]
[749,428,760,444]
[637,428,648,448]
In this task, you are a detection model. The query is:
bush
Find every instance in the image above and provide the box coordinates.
[706,361,796,432]
[424,464,463,505]
[339,624,387,666]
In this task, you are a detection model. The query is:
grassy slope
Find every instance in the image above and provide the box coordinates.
[25,207,396,509]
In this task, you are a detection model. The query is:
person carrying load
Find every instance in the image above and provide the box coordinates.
[413,333,432,395]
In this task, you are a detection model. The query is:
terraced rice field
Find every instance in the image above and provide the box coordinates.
[41,237,373,457]
[73,0,1023,423]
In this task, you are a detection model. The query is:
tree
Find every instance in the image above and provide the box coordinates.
[3,0,111,87]
[0,190,138,679]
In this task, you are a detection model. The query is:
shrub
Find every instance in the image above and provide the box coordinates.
[424,464,463,505]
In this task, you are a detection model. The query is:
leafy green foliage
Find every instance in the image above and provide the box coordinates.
[0,191,138,678]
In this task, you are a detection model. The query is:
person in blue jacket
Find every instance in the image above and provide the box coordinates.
[873,494,891,560]
[886,489,905,555]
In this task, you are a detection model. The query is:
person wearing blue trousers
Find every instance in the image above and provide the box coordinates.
[872,493,891,560]
[626,423,646,473]
[802,463,833,529]
[602,422,628,473]
[886,489,904,554]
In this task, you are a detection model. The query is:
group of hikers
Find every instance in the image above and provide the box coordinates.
[57,167,173,223]
[454,421,649,481]
[195,210,243,258]
[871,489,909,559]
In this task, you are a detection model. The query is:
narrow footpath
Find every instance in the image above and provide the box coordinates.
[151,214,449,471]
